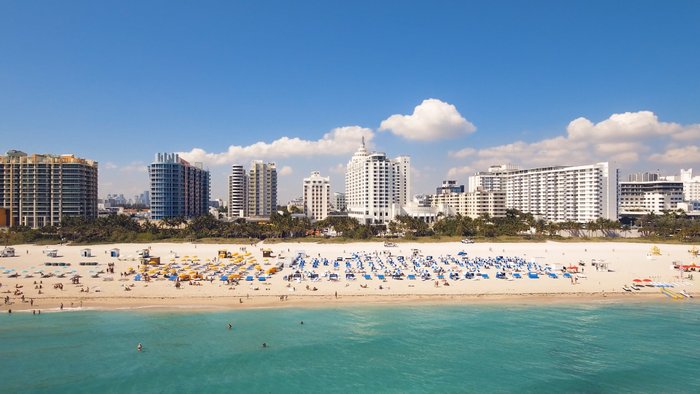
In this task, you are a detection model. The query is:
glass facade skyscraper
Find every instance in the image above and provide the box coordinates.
[149,153,210,220]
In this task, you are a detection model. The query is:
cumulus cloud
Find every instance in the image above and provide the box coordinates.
[379,98,476,141]
[451,111,700,172]
[179,126,374,166]
[103,162,118,170]
[278,165,293,176]
[650,145,700,165]
[567,111,678,141]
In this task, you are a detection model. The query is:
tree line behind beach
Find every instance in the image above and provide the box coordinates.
[2,209,699,245]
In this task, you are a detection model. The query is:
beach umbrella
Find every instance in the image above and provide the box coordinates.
[632,279,642,283]
[643,279,652,283]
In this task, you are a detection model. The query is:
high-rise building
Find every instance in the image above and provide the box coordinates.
[228,165,248,218]
[0,150,98,228]
[345,139,411,224]
[303,171,330,221]
[468,165,519,192]
[247,161,277,218]
[619,176,684,216]
[148,153,210,220]
[680,169,700,210]
[332,192,346,212]
[471,162,617,223]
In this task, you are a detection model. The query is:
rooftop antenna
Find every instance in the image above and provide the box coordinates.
[361,136,365,148]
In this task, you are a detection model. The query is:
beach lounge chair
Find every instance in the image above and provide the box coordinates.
[548,273,558,279]
[377,274,385,280]
[246,276,254,281]
[481,273,489,279]
[513,273,522,279]
[407,274,416,280]
[363,274,372,280]
[528,272,539,279]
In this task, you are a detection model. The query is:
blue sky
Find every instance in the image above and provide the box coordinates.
[1,0,699,202]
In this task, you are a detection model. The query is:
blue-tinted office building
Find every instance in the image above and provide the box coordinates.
[149,153,210,220]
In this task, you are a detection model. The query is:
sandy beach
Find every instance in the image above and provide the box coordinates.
[1,240,697,312]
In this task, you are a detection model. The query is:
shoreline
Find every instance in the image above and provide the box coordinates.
[6,292,691,313]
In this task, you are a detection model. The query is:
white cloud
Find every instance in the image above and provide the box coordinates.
[103,162,118,170]
[447,166,474,178]
[179,126,374,166]
[329,163,346,174]
[650,145,700,165]
[278,165,293,176]
[448,147,476,159]
[671,124,700,141]
[452,111,700,171]
[379,98,476,141]
[567,111,678,141]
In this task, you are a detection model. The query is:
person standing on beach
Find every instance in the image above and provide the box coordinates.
[60,303,63,310]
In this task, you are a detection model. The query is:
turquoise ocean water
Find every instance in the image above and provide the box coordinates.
[1,303,699,393]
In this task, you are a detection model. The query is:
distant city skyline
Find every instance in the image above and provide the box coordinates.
[2,1,699,201]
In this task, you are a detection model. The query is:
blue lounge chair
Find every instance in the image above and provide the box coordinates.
[407,274,416,280]
[246,275,254,281]
[563,273,572,278]
[513,273,522,279]
[364,274,372,280]
[377,274,385,280]
[528,272,539,279]
[481,273,489,279]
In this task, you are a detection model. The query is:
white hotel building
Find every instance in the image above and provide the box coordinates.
[303,171,331,221]
[470,162,618,223]
[345,139,410,225]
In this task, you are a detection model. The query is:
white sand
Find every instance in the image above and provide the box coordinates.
[1,240,697,312]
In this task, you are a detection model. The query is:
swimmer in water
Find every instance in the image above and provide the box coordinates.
[262,342,267,348]
[228,323,232,330]
[137,343,143,352]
